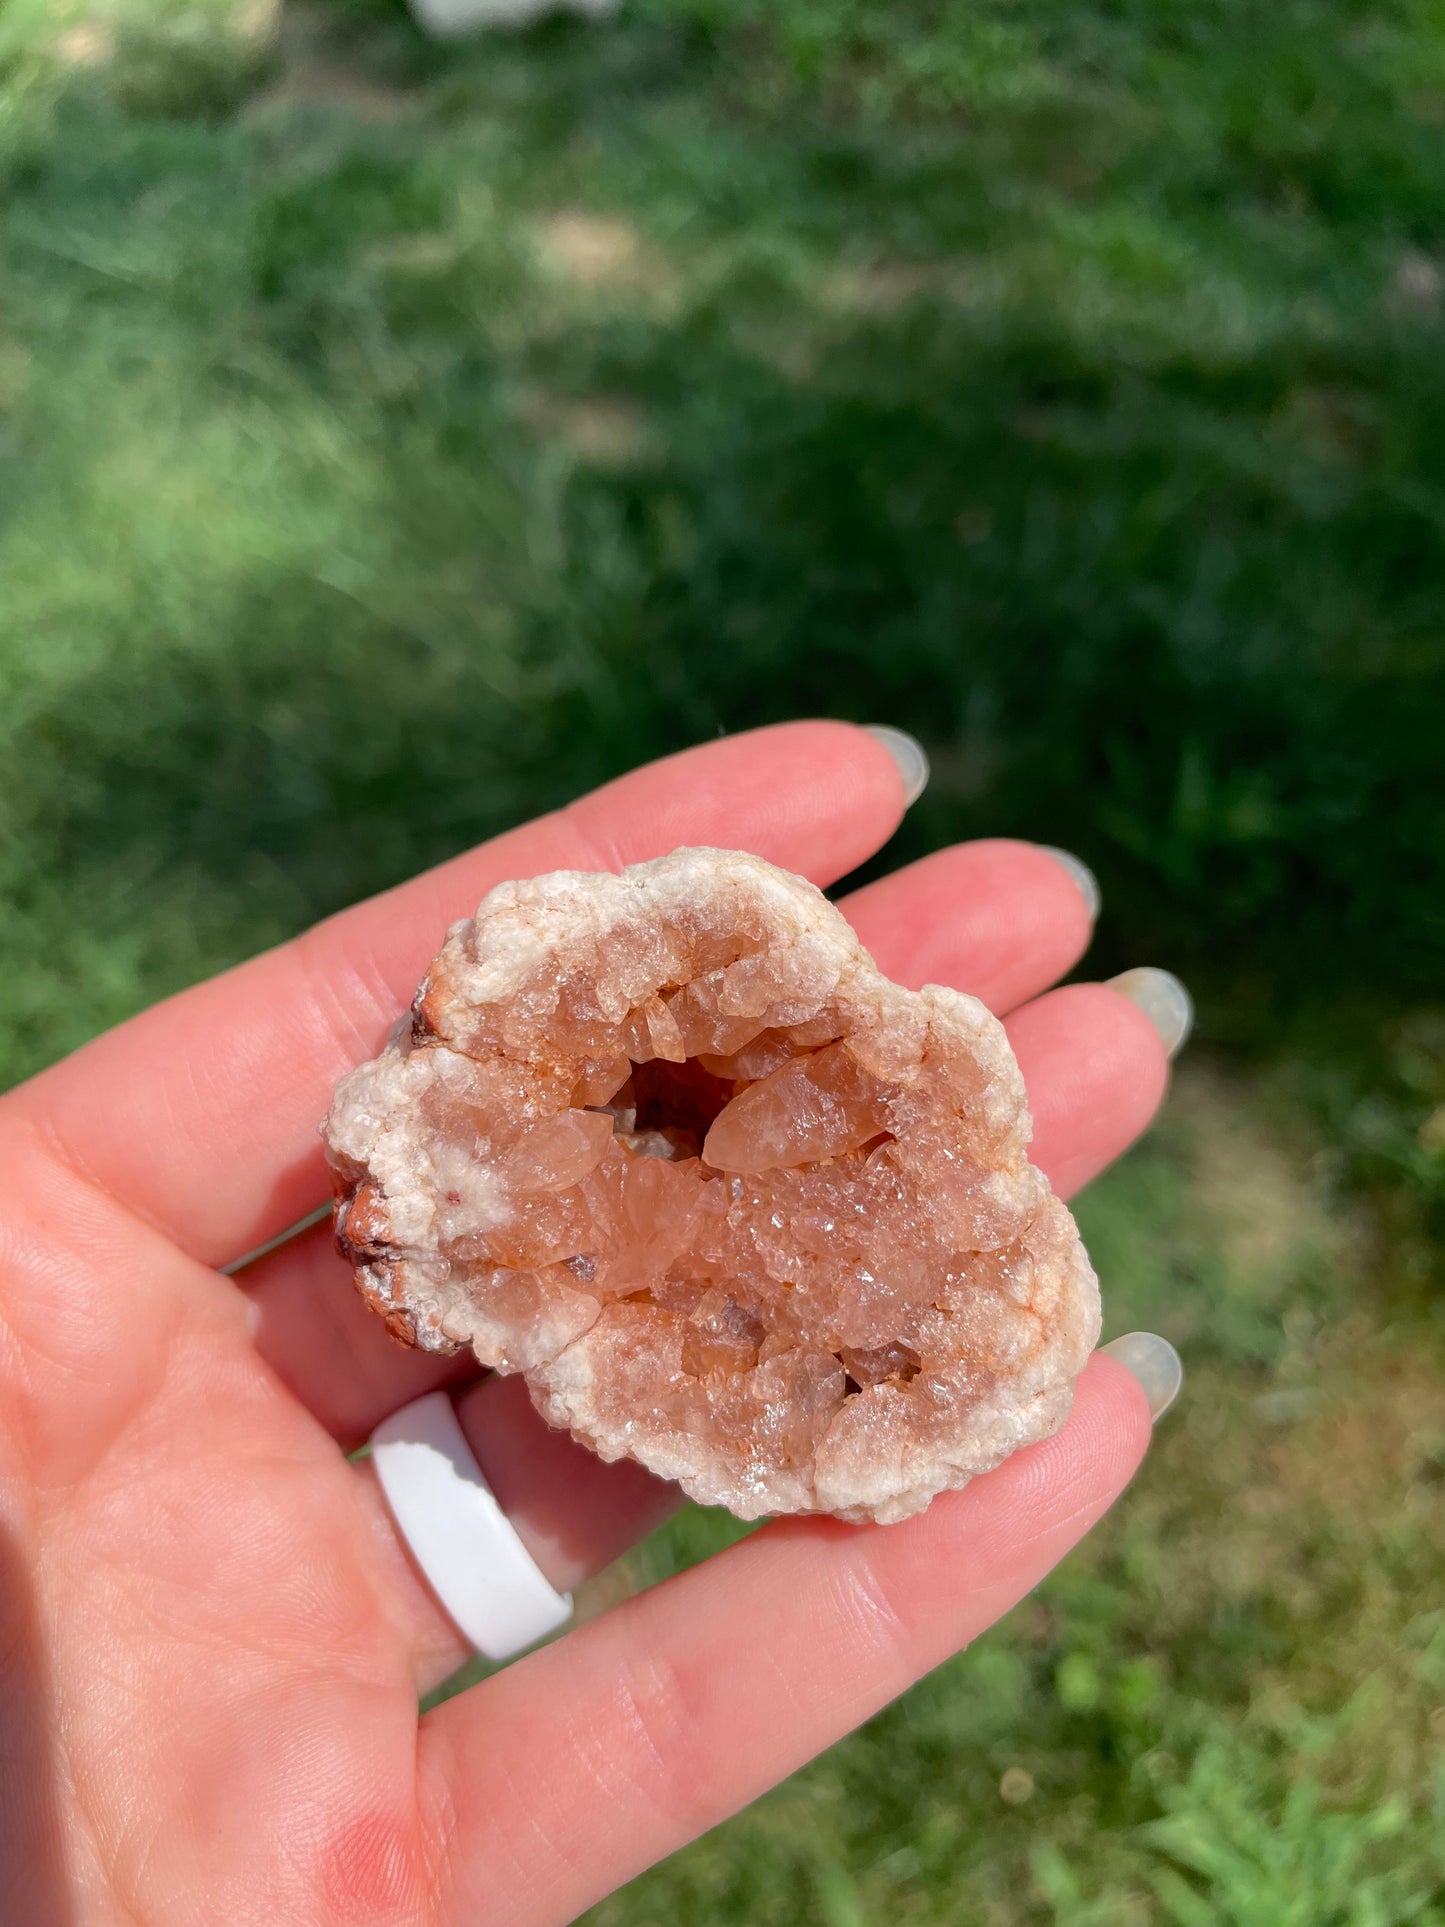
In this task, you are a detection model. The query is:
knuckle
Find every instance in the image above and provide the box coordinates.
[292,921,400,1072]
[597,1643,718,1836]
[830,1552,913,1676]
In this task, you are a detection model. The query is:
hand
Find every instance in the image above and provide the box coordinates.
[0,723,1172,1926]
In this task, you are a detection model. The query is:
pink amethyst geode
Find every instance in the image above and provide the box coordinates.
[324,848,1099,1523]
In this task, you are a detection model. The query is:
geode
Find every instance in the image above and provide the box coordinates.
[325,848,1099,1523]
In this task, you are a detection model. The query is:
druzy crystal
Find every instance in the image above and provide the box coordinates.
[324,849,1099,1523]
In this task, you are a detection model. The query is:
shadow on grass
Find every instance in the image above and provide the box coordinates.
[8,289,1444,1008]
[1,0,1443,1085]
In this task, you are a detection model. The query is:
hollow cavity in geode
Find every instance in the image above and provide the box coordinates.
[324,849,1099,1523]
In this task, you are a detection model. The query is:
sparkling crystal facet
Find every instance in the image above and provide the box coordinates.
[324,849,1099,1522]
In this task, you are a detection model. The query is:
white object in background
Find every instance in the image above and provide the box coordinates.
[370,1391,573,1660]
[409,0,619,38]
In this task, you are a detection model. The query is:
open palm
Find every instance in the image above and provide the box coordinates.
[1,724,1166,1926]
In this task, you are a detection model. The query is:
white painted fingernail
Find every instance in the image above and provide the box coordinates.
[1040,847,1101,922]
[1102,1331,1183,1420]
[864,725,930,807]
[1109,967,1194,1058]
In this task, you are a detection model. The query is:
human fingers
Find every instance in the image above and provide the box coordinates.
[454,1372,681,1593]
[840,839,1098,1012]
[11,722,913,1269]
[238,843,1112,1445]
[323,981,1173,1696]
[1004,982,1173,1198]
[355,981,1175,1691]
[416,1356,1154,1927]
[416,982,1172,1628]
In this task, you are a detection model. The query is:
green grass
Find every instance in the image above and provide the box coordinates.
[4,0,1445,1059]
[2,0,1444,1918]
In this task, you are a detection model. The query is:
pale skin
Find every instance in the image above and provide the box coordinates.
[0,722,1169,1926]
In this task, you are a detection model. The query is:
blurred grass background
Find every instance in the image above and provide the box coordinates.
[2,0,1443,1917]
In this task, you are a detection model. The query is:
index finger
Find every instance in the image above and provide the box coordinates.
[7,723,912,1267]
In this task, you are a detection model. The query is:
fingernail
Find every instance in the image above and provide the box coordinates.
[1109,966,1194,1058]
[1101,1331,1183,1420]
[864,725,930,807]
[1040,846,1101,922]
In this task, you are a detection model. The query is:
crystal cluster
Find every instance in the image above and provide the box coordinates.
[324,849,1099,1522]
